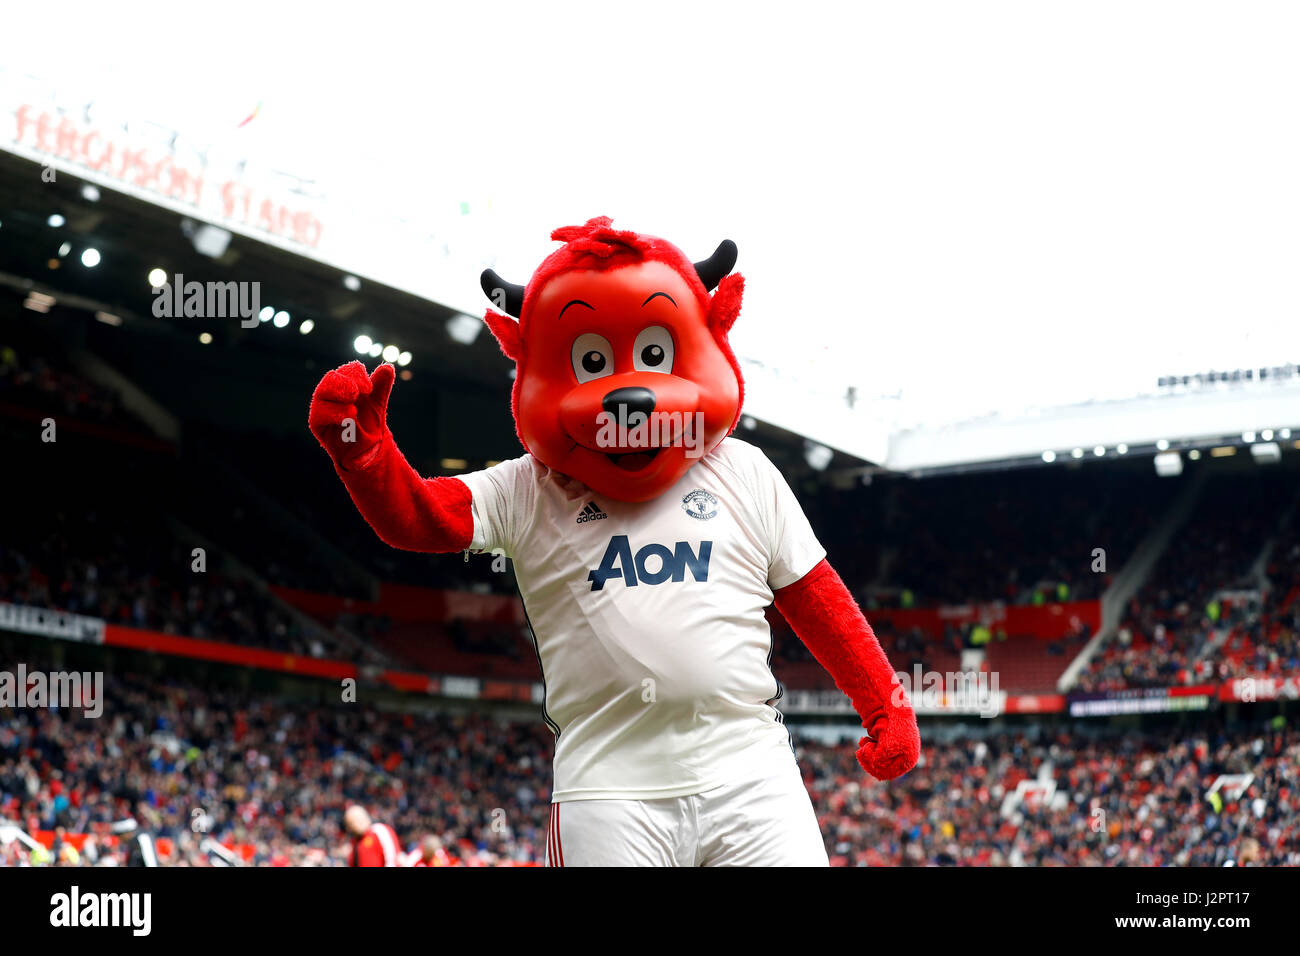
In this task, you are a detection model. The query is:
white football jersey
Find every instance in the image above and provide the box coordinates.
[459,438,826,802]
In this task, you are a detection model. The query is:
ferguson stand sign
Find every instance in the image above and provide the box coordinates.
[8,100,323,249]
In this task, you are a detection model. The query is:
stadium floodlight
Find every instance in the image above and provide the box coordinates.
[148,268,168,288]
[47,213,65,227]
[1250,442,1282,465]
[81,184,100,202]
[1154,451,1183,477]
[382,345,399,363]
[1041,450,1056,463]
[1281,428,1293,440]
[1093,446,1105,457]
[1242,431,1256,443]
[80,248,101,267]
[1070,448,1083,459]
[397,351,412,367]
[354,335,373,354]
[299,319,314,335]
[1261,429,1274,441]
[1156,439,1170,451]
[23,292,54,313]
[273,311,290,328]
[447,314,483,345]
[191,224,233,259]
[804,442,834,471]
[1117,443,1128,455]
[259,306,274,323]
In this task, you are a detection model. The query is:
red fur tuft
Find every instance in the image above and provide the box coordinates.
[708,272,744,336]
[708,272,746,434]
[549,216,645,259]
[482,309,530,453]
[521,216,712,329]
[483,309,523,362]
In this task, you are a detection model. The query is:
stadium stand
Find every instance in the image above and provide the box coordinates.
[1077,467,1300,691]
[865,465,1170,607]
[0,343,152,436]
[2,333,1298,868]
[2,636,1295,866]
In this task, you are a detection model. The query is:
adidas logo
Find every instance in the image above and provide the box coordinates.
[576,501,608,524]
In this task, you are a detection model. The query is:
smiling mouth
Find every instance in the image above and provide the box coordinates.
[605,448,662,471]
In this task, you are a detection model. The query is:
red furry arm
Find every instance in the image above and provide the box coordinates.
[774,558,920,780]
[309,361,472,553]
[334,435,473,553]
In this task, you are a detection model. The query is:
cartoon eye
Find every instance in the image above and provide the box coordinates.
[571,333,614,383]
[633,326,674,374]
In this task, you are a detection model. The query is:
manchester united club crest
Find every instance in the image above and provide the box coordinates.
[682,489,719,521]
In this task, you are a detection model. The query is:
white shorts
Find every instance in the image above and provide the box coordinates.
[545,758,828,867]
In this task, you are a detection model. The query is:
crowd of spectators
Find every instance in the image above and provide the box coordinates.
[867,464,1168,607]
[0,535,347,663]
[0,458,352,662]
[10,377,1294,693]
[199,424,514,597]
[1218,504,1300,681]
[0,642,551,867]
[0,344,150,435]
[805,723,1299,866]
[1076,470,1299,692]
[0,343,504,605]
[4,340,1298,718]
[2,640,1294,866]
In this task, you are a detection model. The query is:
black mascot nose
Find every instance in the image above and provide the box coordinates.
[602,386,657,419]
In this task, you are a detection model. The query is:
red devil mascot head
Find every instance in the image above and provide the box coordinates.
[480,216,745,502]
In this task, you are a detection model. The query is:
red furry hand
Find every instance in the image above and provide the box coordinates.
[309,361,395,470]
[306,360,473,554]
[856,704,920,781]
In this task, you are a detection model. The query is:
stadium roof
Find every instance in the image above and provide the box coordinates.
[3,4,1297,475]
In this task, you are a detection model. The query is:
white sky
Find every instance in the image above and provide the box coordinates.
[6,1,1300,430]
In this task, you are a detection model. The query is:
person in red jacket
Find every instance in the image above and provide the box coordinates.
[311,217,919,866]
[410,835,450,867]
[344,805,400,867]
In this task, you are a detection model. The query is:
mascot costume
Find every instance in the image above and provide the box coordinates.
[309,216,919,866]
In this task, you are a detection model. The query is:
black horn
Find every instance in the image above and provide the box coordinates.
[693,240,737,292]
[481,269,525,318]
